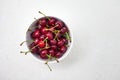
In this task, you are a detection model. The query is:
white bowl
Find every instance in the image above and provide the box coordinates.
[26,16,73,63]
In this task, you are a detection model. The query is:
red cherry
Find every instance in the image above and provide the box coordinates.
[38,18,47,26]
[40,27,48,34]
[61,38,68,44]
[55,21,64,29]
[39,49,48,59]
[51,45,57,50]
[34,38,39,44]
[38,40,45,48]
[48,49,55,57]
[60,26,68,34]
[50,39,57,45]
[31,29,40,39]
[46,31,54,40]
[60,45,67,53]
[55,52,63,58]
[39,34,46,40]
[48,17,56,26]
[29,42,39,54]
[57,40,64,47]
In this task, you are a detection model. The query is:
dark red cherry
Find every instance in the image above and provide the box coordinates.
[38,18,47,26]
[55,21,64,29]
[39,34,46,40]
[48,17,56,26]
[29,42,39,53]
[31,29,40,39]
[39,49,48,59]
[34,38,39,44]
[48,49,55,57]
[51,45,57,50]
[61,38,68,44]
[55,52,63,58]
[50,39,57,45]
[60,26,68,34]
[60,45,67,53]
[40,27,48,34]
[57,40,64,47]
[46,31,54,40]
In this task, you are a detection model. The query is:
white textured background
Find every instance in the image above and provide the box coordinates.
[0,0,120,80]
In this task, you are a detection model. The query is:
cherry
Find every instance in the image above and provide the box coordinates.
[51,45,57,50]
[31,29,40,39]
[50,39,57,45]
[55,21,64,29]
[40,27,48,34]
[60,26,68,34]
[29,42,39,54]
[39,34,46,40]
[48,49,55,57]
[61,38,68,44]
[46,31,54,40]
[57,40,64,47]
[60,45,67,53]
[39,49,48,59]
[48,17,56,26]
[38,40,45,48]
[34,38,39,44]
[38,18,47,26]
[55,52,63,58]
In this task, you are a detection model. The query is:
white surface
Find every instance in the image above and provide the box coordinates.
[0,0,120,80]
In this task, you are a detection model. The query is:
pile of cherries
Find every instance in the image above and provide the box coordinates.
[20,11,71,71]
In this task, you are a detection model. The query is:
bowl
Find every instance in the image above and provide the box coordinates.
[26,16,73,63]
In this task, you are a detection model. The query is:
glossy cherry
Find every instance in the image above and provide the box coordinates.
[38,40,45,48]
[31,29,40,39]
[29,42,39,53]
[60,26,68,34]
[50,39,57,45]
[48,17,56,26]
[60,45,67,53]
[38,18,47,26]
[55,21,64,29]
[57,40,64,47]
[55,52,63,58]
[48,49,55,57]
[39,49,48,59]
[46,31,54,40]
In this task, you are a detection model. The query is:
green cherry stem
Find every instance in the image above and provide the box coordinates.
[20,43,39,55]
[45,54,52,71]
[53,57,59,63]
[65,32,71,42]
[38,11,50,20]
[20,40,33,46]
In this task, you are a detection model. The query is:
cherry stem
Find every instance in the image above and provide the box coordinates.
[43,37,48,42]
[34,17,37,20]
[20,43,39,55]
[47,54,59,63]
[20,40,33,46]
[55,58,59,63]
[45,63,52,71]
[45,54,52,71]
[54,30,60,41]
[27,29,32,31]
[38,11,50,20]
[65,32,71,42]
[20,51,31,55]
